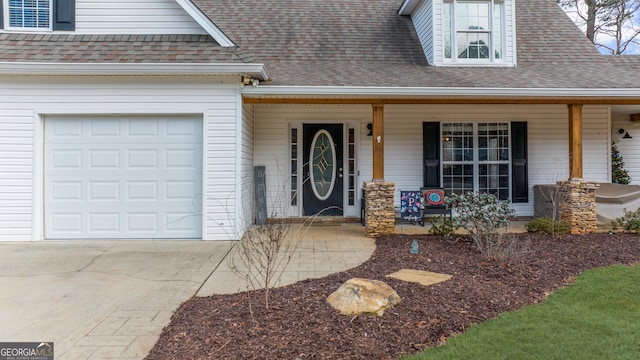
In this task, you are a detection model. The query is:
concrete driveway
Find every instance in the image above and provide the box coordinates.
[0,224,376,360]
[0,241,234,360]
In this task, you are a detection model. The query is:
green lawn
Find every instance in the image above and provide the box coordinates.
[404,264,640,360]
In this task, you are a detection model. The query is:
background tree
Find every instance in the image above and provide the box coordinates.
[557,0,640,54]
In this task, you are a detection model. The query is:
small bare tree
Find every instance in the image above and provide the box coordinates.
[228,160,339,311]
[230,218,300,311]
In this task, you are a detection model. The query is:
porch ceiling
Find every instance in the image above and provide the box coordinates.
[612,105,640,116]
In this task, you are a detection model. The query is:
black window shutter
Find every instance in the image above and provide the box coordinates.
[53,0,75,31]
[0,0,4,29]
[511,122,528,203]
[423,122,441,188]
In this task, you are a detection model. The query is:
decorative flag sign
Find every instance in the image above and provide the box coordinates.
[423,189,445,207]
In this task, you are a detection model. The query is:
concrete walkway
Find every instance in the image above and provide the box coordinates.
[0,224,375,360]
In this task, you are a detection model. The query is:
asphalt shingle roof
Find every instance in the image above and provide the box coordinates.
[193,0,635,88]
[0,34,253,63]
[0,0,637,89]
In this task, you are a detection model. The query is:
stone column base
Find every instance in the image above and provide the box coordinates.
[363,182,395,238]
[557,179,599,234]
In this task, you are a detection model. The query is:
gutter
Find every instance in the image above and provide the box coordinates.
[241,85,640,102]
[0,62,269,80]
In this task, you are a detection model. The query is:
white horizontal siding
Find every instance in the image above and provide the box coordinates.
[411,0,435,65]
[253,104,611,219]
[75,0,206,35]
[384,104,610,216]
[240,104,254,232]
[582,106,610,182]
[612,112,640,184]
[204,98,241,240]
[0,75,241,241]
[0,109,34,240]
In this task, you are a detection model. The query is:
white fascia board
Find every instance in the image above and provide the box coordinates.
[175,0,236,47]
[398,0,424,15]
[0,62,268,79]
[242,86,640,99]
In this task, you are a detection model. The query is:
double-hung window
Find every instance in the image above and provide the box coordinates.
[443,0,505,63]
[442,122,510,200]
[1,0,75,31]
[6,0,52,30]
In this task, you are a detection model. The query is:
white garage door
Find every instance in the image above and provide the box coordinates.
[44,115,203,239]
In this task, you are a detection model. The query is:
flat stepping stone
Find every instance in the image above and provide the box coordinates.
[386,269,452,286]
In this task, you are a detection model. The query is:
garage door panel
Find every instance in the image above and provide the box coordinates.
[166,148,199,169]
[165,181,197,200]
[89,213,120,232]
[165,213,199,231]
[52,150,83,169]
[126,181,158,201]
[89,150,120,169]
[89,182,120,201]
[128,119,159,136]
[127,150,159,169]
[52,182,82,200]
[51,213,82,233]
[90,120,121,137]
[51,119,82,138]
[166,119,200,137]
[45,116,203,240]
[127,213,158,232]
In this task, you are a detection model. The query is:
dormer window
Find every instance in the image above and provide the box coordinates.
[5,0,52,30]
[444,0,504,64]
[399,0,515,67]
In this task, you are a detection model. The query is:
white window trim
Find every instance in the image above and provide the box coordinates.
[4,0,53,31]
[442,0,506,66]
[441,122,512,199]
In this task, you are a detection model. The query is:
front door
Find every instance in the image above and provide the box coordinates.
[303,124,344,216]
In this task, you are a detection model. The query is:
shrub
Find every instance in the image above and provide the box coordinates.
[612,208,640,234]
[484,233,531,267]
[447,192,516,255]
[525,216,569,235]
[428,215,459,236]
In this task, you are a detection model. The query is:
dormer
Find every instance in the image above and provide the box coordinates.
[400,0,517,67]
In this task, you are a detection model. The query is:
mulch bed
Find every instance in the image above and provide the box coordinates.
[146,232,640,360]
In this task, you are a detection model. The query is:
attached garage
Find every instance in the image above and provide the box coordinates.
[44,115,203,240]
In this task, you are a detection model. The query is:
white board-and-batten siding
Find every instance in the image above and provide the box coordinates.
[74,0,206,35]
[252,104,611,218]
[0,75,244,241]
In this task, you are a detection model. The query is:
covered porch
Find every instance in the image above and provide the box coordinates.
[244,91,640,236]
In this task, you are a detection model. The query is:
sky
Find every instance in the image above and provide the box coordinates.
[559,1,640,55]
